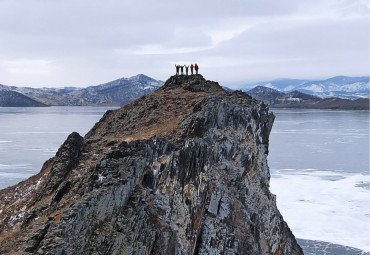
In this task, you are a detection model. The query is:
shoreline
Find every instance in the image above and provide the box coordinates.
[298,239,369,255]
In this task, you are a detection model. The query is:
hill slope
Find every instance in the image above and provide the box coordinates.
[0,90,47,107]
[248,86,369,110]
[0,74,164,106]
[0,75,302,254]
[243,76,369,99]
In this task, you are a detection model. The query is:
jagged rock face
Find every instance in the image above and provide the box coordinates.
[0,74,303,254]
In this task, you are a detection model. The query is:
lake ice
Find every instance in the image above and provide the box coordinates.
[0,107,368,253]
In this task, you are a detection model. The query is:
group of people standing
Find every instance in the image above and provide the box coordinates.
[175,63,199,75]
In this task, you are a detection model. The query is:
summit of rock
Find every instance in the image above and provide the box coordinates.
[85,75,259,146]
[161,74,224,93]
[0,75,302,254]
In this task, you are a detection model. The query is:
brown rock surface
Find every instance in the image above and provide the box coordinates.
[0,74,303,254]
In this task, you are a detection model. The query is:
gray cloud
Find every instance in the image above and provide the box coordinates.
[0,0,368,88]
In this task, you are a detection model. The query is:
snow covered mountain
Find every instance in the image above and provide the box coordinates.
[295,76,369,99]
[243,76,369,99]
[247,86,369,110]
[0,74,164,106]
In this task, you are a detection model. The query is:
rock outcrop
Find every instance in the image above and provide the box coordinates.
[0,74,303,254]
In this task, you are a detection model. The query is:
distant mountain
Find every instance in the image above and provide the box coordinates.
[294,76,369,99]
[0,74,164,106]
[243,76,369,99]
[0,90,47,107]
[246,86,283,105]
[0,84,79,94]
[221,86,233,92]
[247,86,369,110]
[245,79,308,92]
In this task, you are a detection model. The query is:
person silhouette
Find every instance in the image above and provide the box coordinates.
[190,64,194,75]
[175,64,180,75]
[195,63,199,74]
[180,65,184,75]
[185,65,189,75]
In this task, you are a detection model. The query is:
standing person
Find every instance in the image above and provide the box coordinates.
[175,64,180,75]
[195,63,199,74]
[185,65,189,75]
[180,65,184,75]
[190,64,194,75]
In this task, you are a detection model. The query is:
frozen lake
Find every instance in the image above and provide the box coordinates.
[0,106,369,253]
[0,106,117,189]
[268,109,369,253]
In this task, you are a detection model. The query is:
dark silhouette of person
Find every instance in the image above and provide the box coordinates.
[185,65,189,75]
[190,64,194,75]
[195,63,199,74]
[175,64,180,75]
[180,65,184,75]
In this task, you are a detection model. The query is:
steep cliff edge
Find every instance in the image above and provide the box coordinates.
[0,75,303,254]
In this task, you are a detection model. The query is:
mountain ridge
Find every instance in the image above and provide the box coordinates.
[0,74,164,106]
[242,76,369,99]
[1,75,367,107]
[247,86,369,110]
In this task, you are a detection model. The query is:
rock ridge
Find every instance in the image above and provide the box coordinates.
[0,75,302,254]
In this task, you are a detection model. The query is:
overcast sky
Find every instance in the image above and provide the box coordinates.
[0,0,369,88]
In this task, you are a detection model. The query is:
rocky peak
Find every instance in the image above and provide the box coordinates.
[129,74,161,84]
[161,74,224,93]
[0,75,302,254]
[248,86,283,95]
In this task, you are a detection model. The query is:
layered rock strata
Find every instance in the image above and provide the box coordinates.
[0,75,303,254]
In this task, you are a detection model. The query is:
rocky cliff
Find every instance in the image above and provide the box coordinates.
[0,75,303,254]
